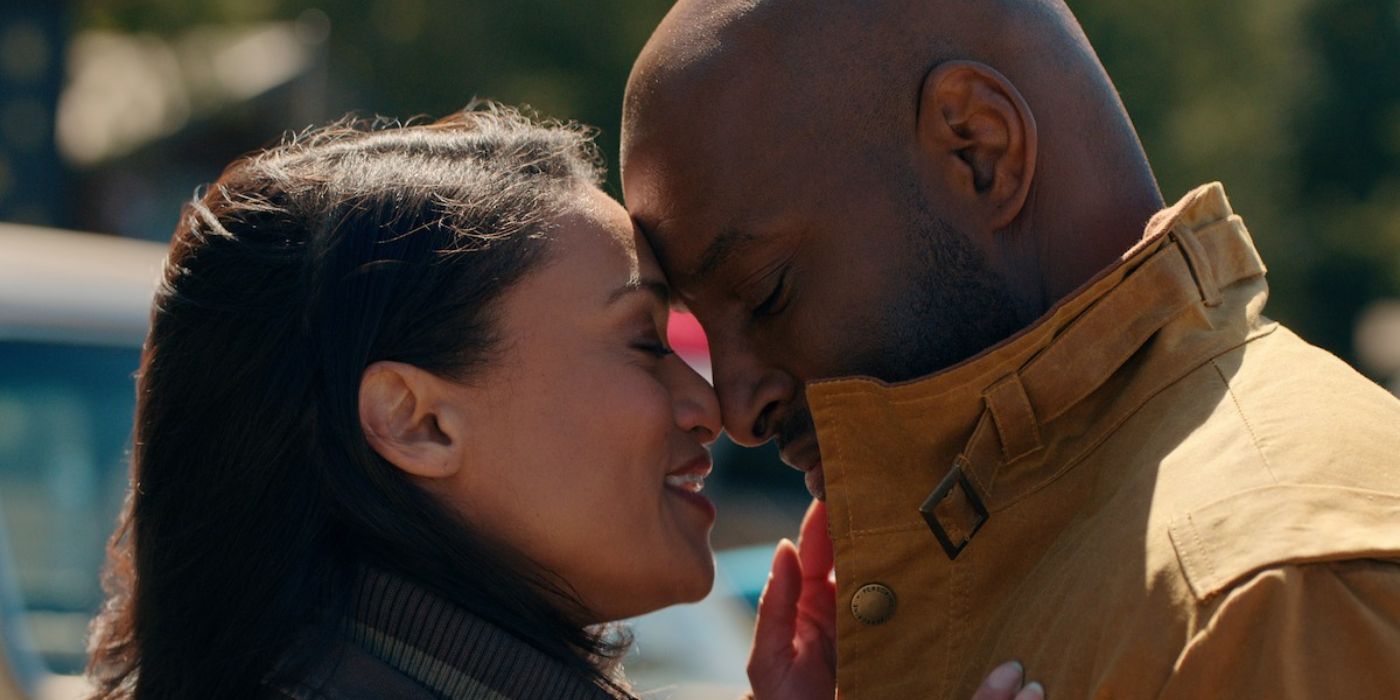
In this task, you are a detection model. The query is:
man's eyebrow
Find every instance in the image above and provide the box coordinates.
[608,278,671,306]
[696,229,759,278]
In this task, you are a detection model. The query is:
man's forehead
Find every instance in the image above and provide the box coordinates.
[626,138,806,294]
[625,153,727,279]
[622,77,808,290]
[639,203,783,301]
[633,212,721,288]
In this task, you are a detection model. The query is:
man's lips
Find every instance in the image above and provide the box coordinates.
[779,442,826,501]
[803,461,826,501]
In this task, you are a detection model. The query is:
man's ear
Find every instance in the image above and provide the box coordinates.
[359,361,462,480]
[916,60,1038,230]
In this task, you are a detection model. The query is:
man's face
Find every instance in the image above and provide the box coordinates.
[622,108,1019,499]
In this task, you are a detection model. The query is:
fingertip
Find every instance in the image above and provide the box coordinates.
[800,499,829,532]
[783,542,803,574]
[984,660,1023,692]
[772,537,797,563]
[1017,681,1044,700]
[764,539,800,590]
[754,539,802,656]
[797,502,835,575]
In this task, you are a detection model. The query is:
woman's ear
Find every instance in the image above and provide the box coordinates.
[359,361,462,480]
[915,60,1038,231]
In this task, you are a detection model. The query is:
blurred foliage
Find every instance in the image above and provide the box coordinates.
[75,0,1400,364]
[1074,0,1400,364]
[75,0,673,201]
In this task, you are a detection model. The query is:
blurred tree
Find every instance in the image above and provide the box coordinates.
[76,0,673,198]
[1,4,69,227]
[1290,0,1400,360]
[1074,0,1400,363]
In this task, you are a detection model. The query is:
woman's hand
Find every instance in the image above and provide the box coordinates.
[746,500,1046,700]
[972,661,1045,700]
[748,499,836,699]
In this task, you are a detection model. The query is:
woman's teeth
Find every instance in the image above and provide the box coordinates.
[665,472,706,493]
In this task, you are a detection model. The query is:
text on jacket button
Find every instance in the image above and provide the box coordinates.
[851,583,897,625]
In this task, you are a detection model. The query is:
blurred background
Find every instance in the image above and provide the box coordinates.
[0,0,1397,697]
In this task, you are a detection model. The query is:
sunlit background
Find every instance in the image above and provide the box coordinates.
[1,0,1398,697]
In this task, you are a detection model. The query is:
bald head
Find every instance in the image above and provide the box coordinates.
[623,0,1159,279]
[620,0,1166,463]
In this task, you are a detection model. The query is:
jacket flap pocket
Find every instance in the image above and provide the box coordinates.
[1169,484,1400,601]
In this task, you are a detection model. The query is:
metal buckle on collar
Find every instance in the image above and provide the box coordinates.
[919,460,989,560]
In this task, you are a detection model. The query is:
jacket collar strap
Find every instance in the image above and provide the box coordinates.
[917,185,1264,558]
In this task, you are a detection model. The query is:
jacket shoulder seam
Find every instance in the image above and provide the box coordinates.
[1209,357,1278,485]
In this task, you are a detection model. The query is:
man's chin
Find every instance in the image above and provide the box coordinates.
[804,462,826,501]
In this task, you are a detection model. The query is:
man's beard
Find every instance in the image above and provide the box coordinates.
[775,197,1024,452]
[850,195,1024,384]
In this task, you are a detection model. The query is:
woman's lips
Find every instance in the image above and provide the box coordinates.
[666,453,712,480]
[665,483,717,520]
[663,471,705,493]
[665,455,716,520]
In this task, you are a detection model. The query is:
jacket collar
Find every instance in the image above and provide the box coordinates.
[806,183,1270,559]
[339,568,624,700]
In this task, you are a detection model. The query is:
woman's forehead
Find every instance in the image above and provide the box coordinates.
[540,191,649,290]
[573,188,666,279]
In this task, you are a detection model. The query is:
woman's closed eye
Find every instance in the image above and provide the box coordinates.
[632,332,675,358]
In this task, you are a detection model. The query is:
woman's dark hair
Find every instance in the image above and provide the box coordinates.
[86,103,621,699]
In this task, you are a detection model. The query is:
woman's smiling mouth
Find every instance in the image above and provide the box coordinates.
[664,455,716,519]
[664,471,707,493]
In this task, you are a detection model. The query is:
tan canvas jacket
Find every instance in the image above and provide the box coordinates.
[809,183,1400,699]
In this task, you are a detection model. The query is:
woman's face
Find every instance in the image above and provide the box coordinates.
[412,188,722,622]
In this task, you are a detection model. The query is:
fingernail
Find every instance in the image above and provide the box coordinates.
[987,661,1023,691]
[1024,681,1045,698]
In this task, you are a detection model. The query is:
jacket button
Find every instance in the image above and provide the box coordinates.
[850,583,897,625]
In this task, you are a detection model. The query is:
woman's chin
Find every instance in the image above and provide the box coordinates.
[593,558,716,623]
[674,556,716,605]
[644,555,716,614]
[662,520,717,603]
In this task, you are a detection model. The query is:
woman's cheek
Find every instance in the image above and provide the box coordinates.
[591,356,676,426]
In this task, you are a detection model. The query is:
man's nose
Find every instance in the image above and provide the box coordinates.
[712,344,797,447]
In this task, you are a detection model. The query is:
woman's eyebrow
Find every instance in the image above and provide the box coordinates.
[607,278,671,306]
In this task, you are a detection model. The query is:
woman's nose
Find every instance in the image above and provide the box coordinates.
[668,311,722,443]
[671,361,722,444]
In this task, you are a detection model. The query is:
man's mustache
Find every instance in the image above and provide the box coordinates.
[774,404,815,449]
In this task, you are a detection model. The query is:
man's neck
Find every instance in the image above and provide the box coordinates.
[1034,181,1164,315]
